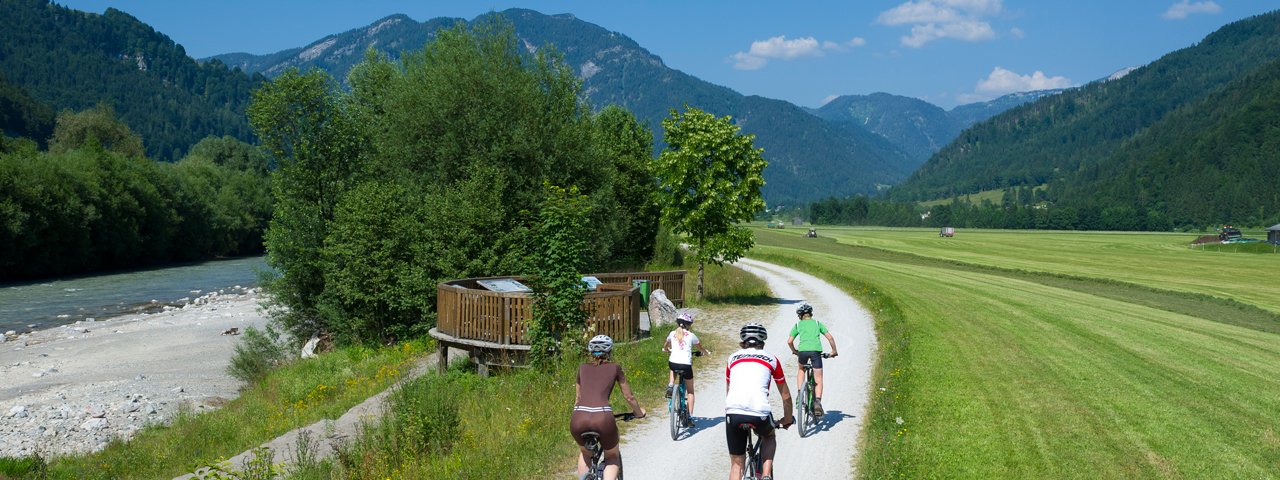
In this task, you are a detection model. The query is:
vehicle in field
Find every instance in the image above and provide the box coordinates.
[767,221,785,229]
[939,227,955,237]
[807,228,817,238]
[1219,225,1242,242]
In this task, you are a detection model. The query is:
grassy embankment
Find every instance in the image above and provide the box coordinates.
[0,264,769,479]
[751,227,1280,478]
[9,340,428,479]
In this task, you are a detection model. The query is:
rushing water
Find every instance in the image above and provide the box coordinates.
[0,256,269,333]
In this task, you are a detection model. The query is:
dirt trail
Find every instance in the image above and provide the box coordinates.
[616,257,877,479]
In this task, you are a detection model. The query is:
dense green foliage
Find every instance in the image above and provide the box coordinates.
[753,227,1280,478]
[0,72,54,144]
[250,20,660,345]
[891,10,1280,229]
[527,184,592,365]
[0,109,271,281]
[656,107,767,300]
[213,8,914,204]
[0,0,262,160]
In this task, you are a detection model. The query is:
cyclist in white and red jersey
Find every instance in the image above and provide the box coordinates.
[725,323,793,480]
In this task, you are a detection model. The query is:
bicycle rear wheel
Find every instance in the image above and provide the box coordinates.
[796,378,810,437]
[669,385,682,440]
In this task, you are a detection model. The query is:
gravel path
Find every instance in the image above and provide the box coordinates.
[0,288,267,457]
[617,257,877,479]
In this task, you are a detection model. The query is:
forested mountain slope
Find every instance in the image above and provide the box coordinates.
[0,0,262,160]
[891,10,1280,208]
[212,8,914,205]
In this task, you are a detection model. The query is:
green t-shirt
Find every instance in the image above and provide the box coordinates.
[789,319,829,352]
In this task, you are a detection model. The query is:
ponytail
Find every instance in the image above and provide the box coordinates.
[674,323,688,347]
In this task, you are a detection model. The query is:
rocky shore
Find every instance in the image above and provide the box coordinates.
[0,288,268,458]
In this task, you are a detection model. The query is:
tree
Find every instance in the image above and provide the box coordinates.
[655,107,767,301]
[527,183,592,367]
[48,104,146,158]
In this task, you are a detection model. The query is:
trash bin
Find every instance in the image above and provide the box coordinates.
[632,279,651,308]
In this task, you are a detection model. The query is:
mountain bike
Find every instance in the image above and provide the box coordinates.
[668,373,689,440]
[738,417,782,480]
[795,352,830,437]
[580,412,635,480]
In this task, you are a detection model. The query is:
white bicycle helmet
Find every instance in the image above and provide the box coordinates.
[677,312,694,325]
[740,323,768,345]
[587,334,614,355]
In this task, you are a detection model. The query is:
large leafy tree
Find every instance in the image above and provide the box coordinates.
[655,107,767,300]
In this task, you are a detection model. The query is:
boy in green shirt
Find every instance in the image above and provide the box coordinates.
[787,303,838,416]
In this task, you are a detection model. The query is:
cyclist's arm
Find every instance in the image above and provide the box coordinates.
[787,335,799,355]
[574,383,581,405]
[662,337,671,353]
[617,371,646,418]
[823,332,839,357]
[776,378,794,427]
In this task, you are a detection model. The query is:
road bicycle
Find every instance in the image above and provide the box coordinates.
[795,352,830,437]
[580,412,635,480]
[738,417,782,480]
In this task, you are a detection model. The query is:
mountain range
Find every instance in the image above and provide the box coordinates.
[209,9,1042,205]
[890,9,1280,227]
[0,0,261,160]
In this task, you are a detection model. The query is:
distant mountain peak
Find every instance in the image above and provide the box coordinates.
[1107,66,1141,82]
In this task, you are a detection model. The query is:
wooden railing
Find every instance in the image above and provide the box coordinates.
[435,270,686,347]
[591,270,687,307]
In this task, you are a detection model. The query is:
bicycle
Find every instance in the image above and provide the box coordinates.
[580,412,635,480]
[795,352,830,437]
[738,417,782,480]
[668,350,700,440]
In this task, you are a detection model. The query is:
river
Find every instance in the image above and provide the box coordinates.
[0,256,268,333]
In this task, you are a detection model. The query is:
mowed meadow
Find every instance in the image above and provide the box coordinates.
[749,226,1280,479]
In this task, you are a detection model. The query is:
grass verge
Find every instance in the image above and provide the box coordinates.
[752,229,1280,478]
[14,340,429,479]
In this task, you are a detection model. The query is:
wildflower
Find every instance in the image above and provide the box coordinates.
[895,416,904,425]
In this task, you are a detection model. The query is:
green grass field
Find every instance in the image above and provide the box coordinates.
[751,227,1280,479]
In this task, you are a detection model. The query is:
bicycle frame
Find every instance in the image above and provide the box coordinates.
[581,412,634,480]
[668,370,689,440]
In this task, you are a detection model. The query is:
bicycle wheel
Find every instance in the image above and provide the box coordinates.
[796,378,810,437]
[669,385,681,440]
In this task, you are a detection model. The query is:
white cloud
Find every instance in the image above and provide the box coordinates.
[731,51,768,70]
[1010,27,1025,39]
[877,0,1005,48]
[1162,1,1221,20]
[731,35,865,70]
[959,66,1073,101]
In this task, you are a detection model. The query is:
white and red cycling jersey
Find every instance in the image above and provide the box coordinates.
[724,348,785,417]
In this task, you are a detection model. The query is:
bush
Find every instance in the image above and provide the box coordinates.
[226,325,291,384]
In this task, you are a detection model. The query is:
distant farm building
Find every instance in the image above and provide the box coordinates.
[1269,224,1280,244]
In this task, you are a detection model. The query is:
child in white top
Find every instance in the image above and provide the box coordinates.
[663,312,710,424]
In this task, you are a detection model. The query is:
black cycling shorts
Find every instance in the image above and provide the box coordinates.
[669,361,693,381]
[797,351,824,369]
[725,413,775,456]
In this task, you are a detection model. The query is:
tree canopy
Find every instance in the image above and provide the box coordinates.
[655,107,767,300]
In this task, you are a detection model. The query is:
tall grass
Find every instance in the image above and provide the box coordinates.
[753,229,1280,478]
[30,341,427,479]
[311,329,674,479]
[683,262,773,305]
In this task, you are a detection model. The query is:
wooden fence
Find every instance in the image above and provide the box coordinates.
[434,270,686,347]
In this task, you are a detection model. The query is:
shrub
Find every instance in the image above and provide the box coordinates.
[227,324,291,384]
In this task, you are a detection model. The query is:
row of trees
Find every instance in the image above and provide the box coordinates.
[251,18,768,351]
[249,20,663,345]
[0,106,272,281]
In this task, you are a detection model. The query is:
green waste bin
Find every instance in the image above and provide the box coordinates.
[632,279,651,308]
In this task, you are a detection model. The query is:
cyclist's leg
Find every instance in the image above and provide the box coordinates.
[577,446,592,477]
[756,417,778,477]
[726,415,751,479]
[815,367,825,400]
[601,446,623,480]
[685,375,695,416]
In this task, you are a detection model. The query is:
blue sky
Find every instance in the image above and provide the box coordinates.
[59,1,1279,108]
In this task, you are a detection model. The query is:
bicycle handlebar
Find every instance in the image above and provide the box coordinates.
[614,412,636,421]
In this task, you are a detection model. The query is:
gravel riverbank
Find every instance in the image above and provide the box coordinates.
[0,288,268,458]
